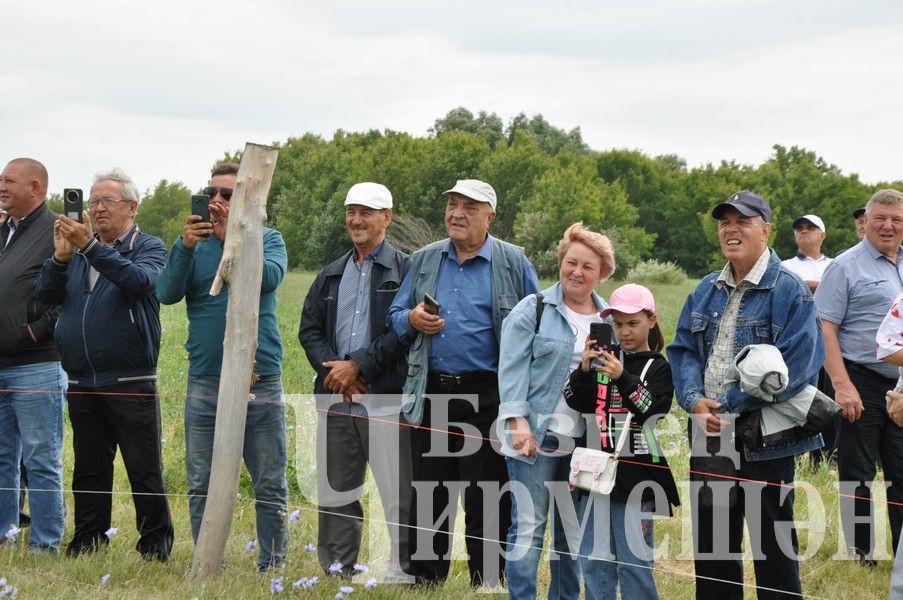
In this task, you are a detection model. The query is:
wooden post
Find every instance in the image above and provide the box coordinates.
[190,143,279,580]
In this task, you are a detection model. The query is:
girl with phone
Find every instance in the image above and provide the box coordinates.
[564,283,680,600]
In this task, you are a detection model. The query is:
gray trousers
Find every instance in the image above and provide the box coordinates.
[317,404,412,575]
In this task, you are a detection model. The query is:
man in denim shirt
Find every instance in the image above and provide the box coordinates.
[815,189,903,566]
[669,191,824,599]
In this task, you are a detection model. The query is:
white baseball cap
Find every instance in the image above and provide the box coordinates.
[443,179,497,211]
[792,214,826,233]
[345,182,392,210]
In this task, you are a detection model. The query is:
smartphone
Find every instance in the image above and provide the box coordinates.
[590,322,618,353]
[191,194,210,223]
[423,292,440,316]
[63,188,83,222]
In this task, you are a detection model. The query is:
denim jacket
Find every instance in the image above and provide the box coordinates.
[496,282,608,464]
[668,249,825,461]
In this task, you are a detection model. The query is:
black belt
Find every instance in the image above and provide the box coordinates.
[427,371,496,388]
[844,359,897,384]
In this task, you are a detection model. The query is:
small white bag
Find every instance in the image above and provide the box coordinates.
[568,412,632,495]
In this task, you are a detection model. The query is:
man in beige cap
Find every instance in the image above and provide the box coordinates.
[388,179,539,587]
[300,182,412,579]
[781,214,832,293]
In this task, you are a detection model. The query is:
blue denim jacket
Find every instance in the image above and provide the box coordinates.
[668,249,825,460]
[497,282,608,464]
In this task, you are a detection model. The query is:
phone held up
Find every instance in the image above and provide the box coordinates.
[423,292,441,316]
[191,194,211,224]
[63,188,83,223]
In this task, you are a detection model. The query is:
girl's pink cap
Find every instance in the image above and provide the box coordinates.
[601,283,655,318]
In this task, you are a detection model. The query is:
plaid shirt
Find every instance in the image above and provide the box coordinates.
[704,248,771,398]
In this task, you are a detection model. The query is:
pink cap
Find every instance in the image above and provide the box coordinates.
[601,283,655,318]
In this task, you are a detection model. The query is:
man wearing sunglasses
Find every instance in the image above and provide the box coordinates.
[34,168,173,560]
[156,162,289,572]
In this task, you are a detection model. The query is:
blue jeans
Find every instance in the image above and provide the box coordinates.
[185,374,288,569]
[0,362,66,551]
[506,436,582,600]
[581,496,658,600]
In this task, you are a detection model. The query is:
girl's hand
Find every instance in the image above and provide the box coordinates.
[581,337,602,372]
[596,349,624,380]
[507,417,537,457]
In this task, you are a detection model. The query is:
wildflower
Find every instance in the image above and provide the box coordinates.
[328,562,343,574]
[292,577,307,590]
[270,576,284,594]
[365,578,377,590]
[246,540,257,553]
[0,579,5,587]
[0,583,17,599]
[4,526,20,542]
[305,543,316,552]
[335,594,344,600]
[101,574,110,587]
[104,527,118,539]
[352,564,368,573]
[309,576,319,585]
[289,510,301,522]
[339,585,354,594]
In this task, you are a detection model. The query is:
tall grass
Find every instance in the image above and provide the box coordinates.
[0,273,892,598]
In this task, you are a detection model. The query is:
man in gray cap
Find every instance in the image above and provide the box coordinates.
[782,214,832,293]
[853,207,866,242]
[300,182,412,579]
[669,190,824,598]
[387,179,540,587]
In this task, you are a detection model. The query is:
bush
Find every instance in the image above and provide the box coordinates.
[626,259,687,285]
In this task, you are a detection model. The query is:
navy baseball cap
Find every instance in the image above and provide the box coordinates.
[852,207,866,219]
[711,190,772,222]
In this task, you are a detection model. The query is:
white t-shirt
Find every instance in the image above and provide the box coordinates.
[781,254,832,283]
[546,306,600,438]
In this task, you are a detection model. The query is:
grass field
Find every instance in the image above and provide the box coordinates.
[0,273,894,598]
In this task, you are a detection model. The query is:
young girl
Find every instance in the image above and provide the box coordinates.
[564,283,679,600]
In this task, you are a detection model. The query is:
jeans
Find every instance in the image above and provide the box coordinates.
[68,381,173,558]
[505,435,582,600]
[581,495,658,600]
[0,362,66,550]
[185,374,288,569]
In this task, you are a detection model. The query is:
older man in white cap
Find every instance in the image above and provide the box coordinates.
[300,182,412,579]
[388,179,540,587]
[782,214,832,293]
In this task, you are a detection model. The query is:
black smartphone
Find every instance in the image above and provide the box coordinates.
[423,292,440,315]
[63,188,83,223]
[590,322,618,353]
[191,194,210,223]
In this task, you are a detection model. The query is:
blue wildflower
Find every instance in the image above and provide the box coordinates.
[289,510,301,522]
[104,527,118,539]
[339,585,354,594]
[352,564,368,573]
[305,543,316,552]
[270,576,284,594]
[101,574,110,587]
[4,526,21,542]
[365,578,377,590]
[328,562,343,574]
[246,540,257,553]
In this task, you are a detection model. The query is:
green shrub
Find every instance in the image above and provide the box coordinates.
[626,259,687,285]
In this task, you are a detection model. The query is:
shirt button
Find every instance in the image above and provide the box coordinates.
[355,310,359,314]
[713,312,719,317]
[459,268,463,272]
[351,332,356,336]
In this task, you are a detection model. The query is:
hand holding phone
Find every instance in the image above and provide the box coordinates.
[64,188,83,223]
[191,194,211,223]
[423,292,440,316]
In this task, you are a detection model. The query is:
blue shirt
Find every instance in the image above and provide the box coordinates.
[814,238,903,378]
[335,244,380,357]
[388,237,539,373]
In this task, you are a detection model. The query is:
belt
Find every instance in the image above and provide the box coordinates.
[427,371,496,388]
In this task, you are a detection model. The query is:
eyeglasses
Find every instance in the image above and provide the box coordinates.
[204,187,233,201]
[88,197,130,208]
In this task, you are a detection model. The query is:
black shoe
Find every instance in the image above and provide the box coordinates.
[18,513,30,528]
[65,537,106,557]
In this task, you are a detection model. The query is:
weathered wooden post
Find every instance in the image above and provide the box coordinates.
[190,143,279,580]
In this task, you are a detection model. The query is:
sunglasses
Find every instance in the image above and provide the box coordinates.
[204,186,233,201]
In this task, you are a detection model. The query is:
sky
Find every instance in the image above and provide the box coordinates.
[3,0,901,197]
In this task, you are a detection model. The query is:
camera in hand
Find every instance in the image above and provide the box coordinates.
[590,322,619,354]
[63,188,83,223]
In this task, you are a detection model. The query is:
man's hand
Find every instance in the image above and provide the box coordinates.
[692,397,724,433]
[56,212,93,252]
[887,389,903,426]
[182,214,213,250]
[210,201,229,241]
[53,218,77,262]
[342,377,370,404]
[507,417,537,457]
[409,302,444,335]
[835,382,864,422]
[323,359,361,393]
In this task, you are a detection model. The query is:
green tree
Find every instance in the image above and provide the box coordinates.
[136,180,192,246]
[430,107,505,149]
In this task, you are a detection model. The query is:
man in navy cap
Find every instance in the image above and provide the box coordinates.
[853,207,867,242]
[670,190,824,598]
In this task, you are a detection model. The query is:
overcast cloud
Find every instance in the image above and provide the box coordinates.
[2,0,900,197]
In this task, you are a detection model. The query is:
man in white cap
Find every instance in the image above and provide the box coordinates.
[781,214,832,293]
[387,179,540,587]
[300,182,412,579]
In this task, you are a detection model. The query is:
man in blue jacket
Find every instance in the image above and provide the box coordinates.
[156,163,288,572]
[35,168,172,559]
[669,191,824,599]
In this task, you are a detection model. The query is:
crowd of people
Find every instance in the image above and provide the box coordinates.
[1,154,902,598]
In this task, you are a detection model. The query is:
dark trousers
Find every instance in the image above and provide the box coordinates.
[839,363,903,560]
[68,381,173,559]
[692,453,801,599]
[810,367,839,465]
[407,374,510,586]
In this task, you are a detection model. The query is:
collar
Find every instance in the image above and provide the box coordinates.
[794,252,828,261]
[99,223,136,247]
[324,239,398,277]
[862,237,903,262]
[717,247,771,287]
[444,235,492,263]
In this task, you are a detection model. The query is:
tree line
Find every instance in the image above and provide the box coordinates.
[127,107,900,278]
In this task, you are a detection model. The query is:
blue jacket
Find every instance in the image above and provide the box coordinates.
[668,249,825,460]
[34,226,166,388]
[496,282,607,463]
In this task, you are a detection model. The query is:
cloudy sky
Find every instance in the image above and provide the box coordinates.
[3,0,901,197]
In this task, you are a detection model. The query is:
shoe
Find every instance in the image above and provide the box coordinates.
[18,513,30,528]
